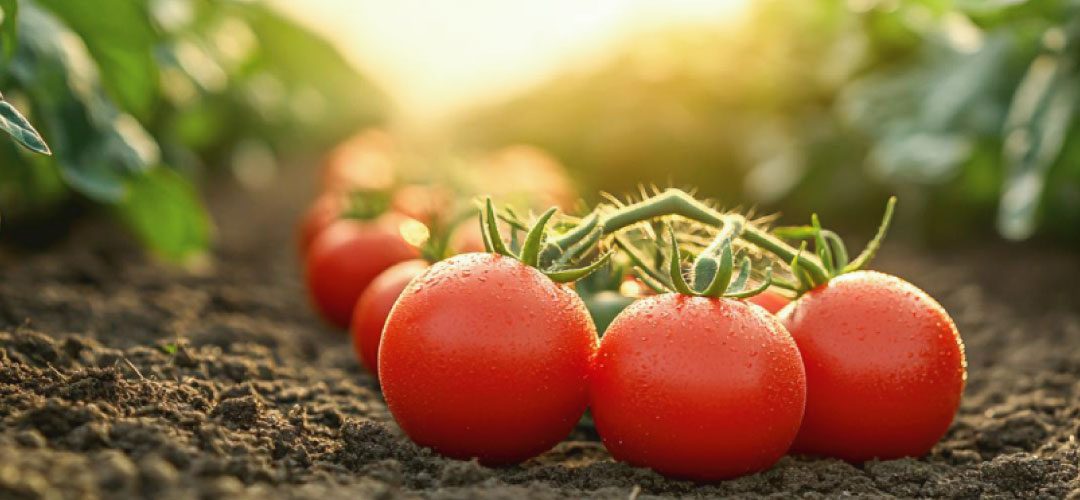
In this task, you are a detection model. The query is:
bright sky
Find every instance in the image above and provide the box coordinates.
[272,0,748,126]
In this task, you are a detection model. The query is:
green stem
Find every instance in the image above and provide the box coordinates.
[597,189,830,283]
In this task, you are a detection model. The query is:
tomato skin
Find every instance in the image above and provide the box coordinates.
[590,294,806,481]
[298,194,345,256]
[305,216,419,328]
[350,259,428,376]
[746,289,791,314]
[779,270,966,462]
[379,253,598,465]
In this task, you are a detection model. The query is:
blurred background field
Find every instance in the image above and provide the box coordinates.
[2,0,1080,261]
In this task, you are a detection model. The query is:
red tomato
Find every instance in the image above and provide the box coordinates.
[390,184,453,226]
[779,270,965,462]
[590,294,806,481]
[305,215,419,328]
[746,289,791,314]
[379,253,598,465]
[322,129,396,193]
[350,259,428,376]
[298,193,345,256]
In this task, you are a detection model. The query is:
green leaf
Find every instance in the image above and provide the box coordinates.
[998,48,1080,240]
[35,0,160,119]
[10,2,157,202]
[0,98,51,155]
[115,168,212,263]
[0,0,17,64]
[521,207,557,267]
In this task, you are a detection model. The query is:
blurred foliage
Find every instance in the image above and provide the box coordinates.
[0,0,387,261]
[459,0,1080,245]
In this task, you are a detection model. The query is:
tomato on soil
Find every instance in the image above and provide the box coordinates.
[779,270,965,462]
[746,289,791,314]
[390,184,453,226]
[297,193,345,256]
[350,259,428,376]
[305,215,419,328]
[321,129,396,193]
[379,253,598,465]
[589,293,806,481]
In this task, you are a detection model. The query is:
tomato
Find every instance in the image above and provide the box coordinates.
[379,253,598,465]
[305,215,419,328]
[322,129,397,193]
[390,184,454,226]
[582,291,635,335]
[746,289,791,314]
[298,193,345,255]
[778,270,965,462]
[475,145,577,211]
[590,294,806,481]
[350,259,428,376]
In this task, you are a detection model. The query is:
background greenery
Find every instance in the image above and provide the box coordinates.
[458,0,1080,245]
[0,0,386,260]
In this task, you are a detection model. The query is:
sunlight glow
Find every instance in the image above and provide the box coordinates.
[272,0,749,126]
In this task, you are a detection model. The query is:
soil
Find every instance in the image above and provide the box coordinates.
[2,171,1079,499]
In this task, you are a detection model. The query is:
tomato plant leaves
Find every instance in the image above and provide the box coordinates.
[0,0,16,64]
[0,94,51,155]
[115,167,212,263]
[34,0,160,120]
[998,25,1080,240]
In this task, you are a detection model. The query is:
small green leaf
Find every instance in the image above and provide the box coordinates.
[613,234,666,285]
[115,168,212,263]
[521,207,557,267]
[701,243,734,297]
[0,99,51,155]
[843,197,897,273]
[545,250,614,283]
[811,214,834,275]
[724,257,753,294]
[666,224,696,296]
[484,198,512,257]
[477,209,493,253]
[771,225,817,240]
[726,267,774,299]
[0,0,18,64]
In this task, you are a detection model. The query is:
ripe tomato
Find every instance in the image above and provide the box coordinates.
[590,294,806,481]
[379,253,598,465]
[322,129,396,193]
[350,259,428,376]
[305,215,419,328]
[779,270,965,462]
[298,193,345,256]
[746,289,791,314]
[390,184,454,226]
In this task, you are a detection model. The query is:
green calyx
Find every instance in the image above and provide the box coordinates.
[479,198,613,283]
[340,189,392,221]
[619,222,773,299]
[771,196,897,293]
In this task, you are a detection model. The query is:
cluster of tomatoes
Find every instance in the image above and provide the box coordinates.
[299,135,966,482]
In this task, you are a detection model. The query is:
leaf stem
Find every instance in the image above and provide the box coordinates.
[596,189,830,283]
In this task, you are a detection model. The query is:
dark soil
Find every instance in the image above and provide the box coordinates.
[2,172,1080,499]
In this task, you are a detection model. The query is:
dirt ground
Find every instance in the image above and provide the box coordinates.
[1,172,1079,499]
